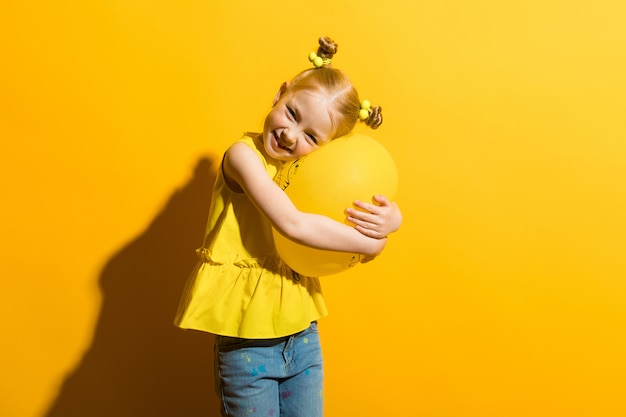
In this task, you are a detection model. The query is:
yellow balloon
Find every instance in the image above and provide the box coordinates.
[273,132,398,276]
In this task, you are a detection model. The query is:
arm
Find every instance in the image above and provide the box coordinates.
[224,142,386,256]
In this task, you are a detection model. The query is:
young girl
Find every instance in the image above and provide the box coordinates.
[175,36,402,417]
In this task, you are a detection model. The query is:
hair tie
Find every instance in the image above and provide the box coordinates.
[359,100,371,120]
[308,52,331,68]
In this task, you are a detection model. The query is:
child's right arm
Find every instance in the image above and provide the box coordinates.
[224,142,387,257]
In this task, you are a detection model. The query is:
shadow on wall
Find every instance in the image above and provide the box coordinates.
[45,157,221,417]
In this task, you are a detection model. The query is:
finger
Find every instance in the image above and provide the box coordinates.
[346,211,382,227]
[355,225,383,239]
[345,207,373,220]
[353,200,382,214]
[348,216,378,230]
[360,255,376,264]
[372,195,391,206]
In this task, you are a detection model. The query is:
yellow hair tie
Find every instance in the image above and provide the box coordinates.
[308,52,331,68]
[359,100,371,120]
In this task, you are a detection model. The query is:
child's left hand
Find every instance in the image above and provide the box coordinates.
[345,195,402,239]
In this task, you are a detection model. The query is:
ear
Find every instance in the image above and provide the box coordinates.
[272,82,290,106]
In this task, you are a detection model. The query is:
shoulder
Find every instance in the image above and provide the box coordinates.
[226,140,264,168]
[223,139,270,191]
[227,134,265,160]
[226,133,281,173]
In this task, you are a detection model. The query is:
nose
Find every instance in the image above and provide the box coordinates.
[281,129,298,146]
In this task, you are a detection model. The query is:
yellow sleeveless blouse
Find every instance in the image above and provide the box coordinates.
[174,134,328,338]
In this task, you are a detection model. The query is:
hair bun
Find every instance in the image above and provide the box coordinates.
[365,106,383,129]
[317,36,338,60]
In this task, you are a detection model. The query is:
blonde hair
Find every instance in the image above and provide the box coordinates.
[286,36,382,138]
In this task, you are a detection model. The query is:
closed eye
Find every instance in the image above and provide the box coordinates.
[306,132,318,144]
[287,106,296,119]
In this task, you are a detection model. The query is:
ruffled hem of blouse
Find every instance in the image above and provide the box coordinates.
[195,247,285,271]
[174,256,328,338]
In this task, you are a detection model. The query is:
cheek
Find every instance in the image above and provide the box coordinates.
[265,109,279,124]
[297,142,318,156]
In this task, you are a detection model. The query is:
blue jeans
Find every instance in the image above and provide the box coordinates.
[214,322,324,417]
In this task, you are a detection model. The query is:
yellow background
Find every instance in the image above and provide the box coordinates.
[2,1,625,416]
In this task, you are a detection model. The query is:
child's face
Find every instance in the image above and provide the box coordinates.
[263,87,335,161]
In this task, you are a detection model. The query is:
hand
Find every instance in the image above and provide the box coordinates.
[360,254,377,264]
[345,195,402,239]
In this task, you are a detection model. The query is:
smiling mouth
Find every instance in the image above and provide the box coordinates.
[274,132,292,152]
